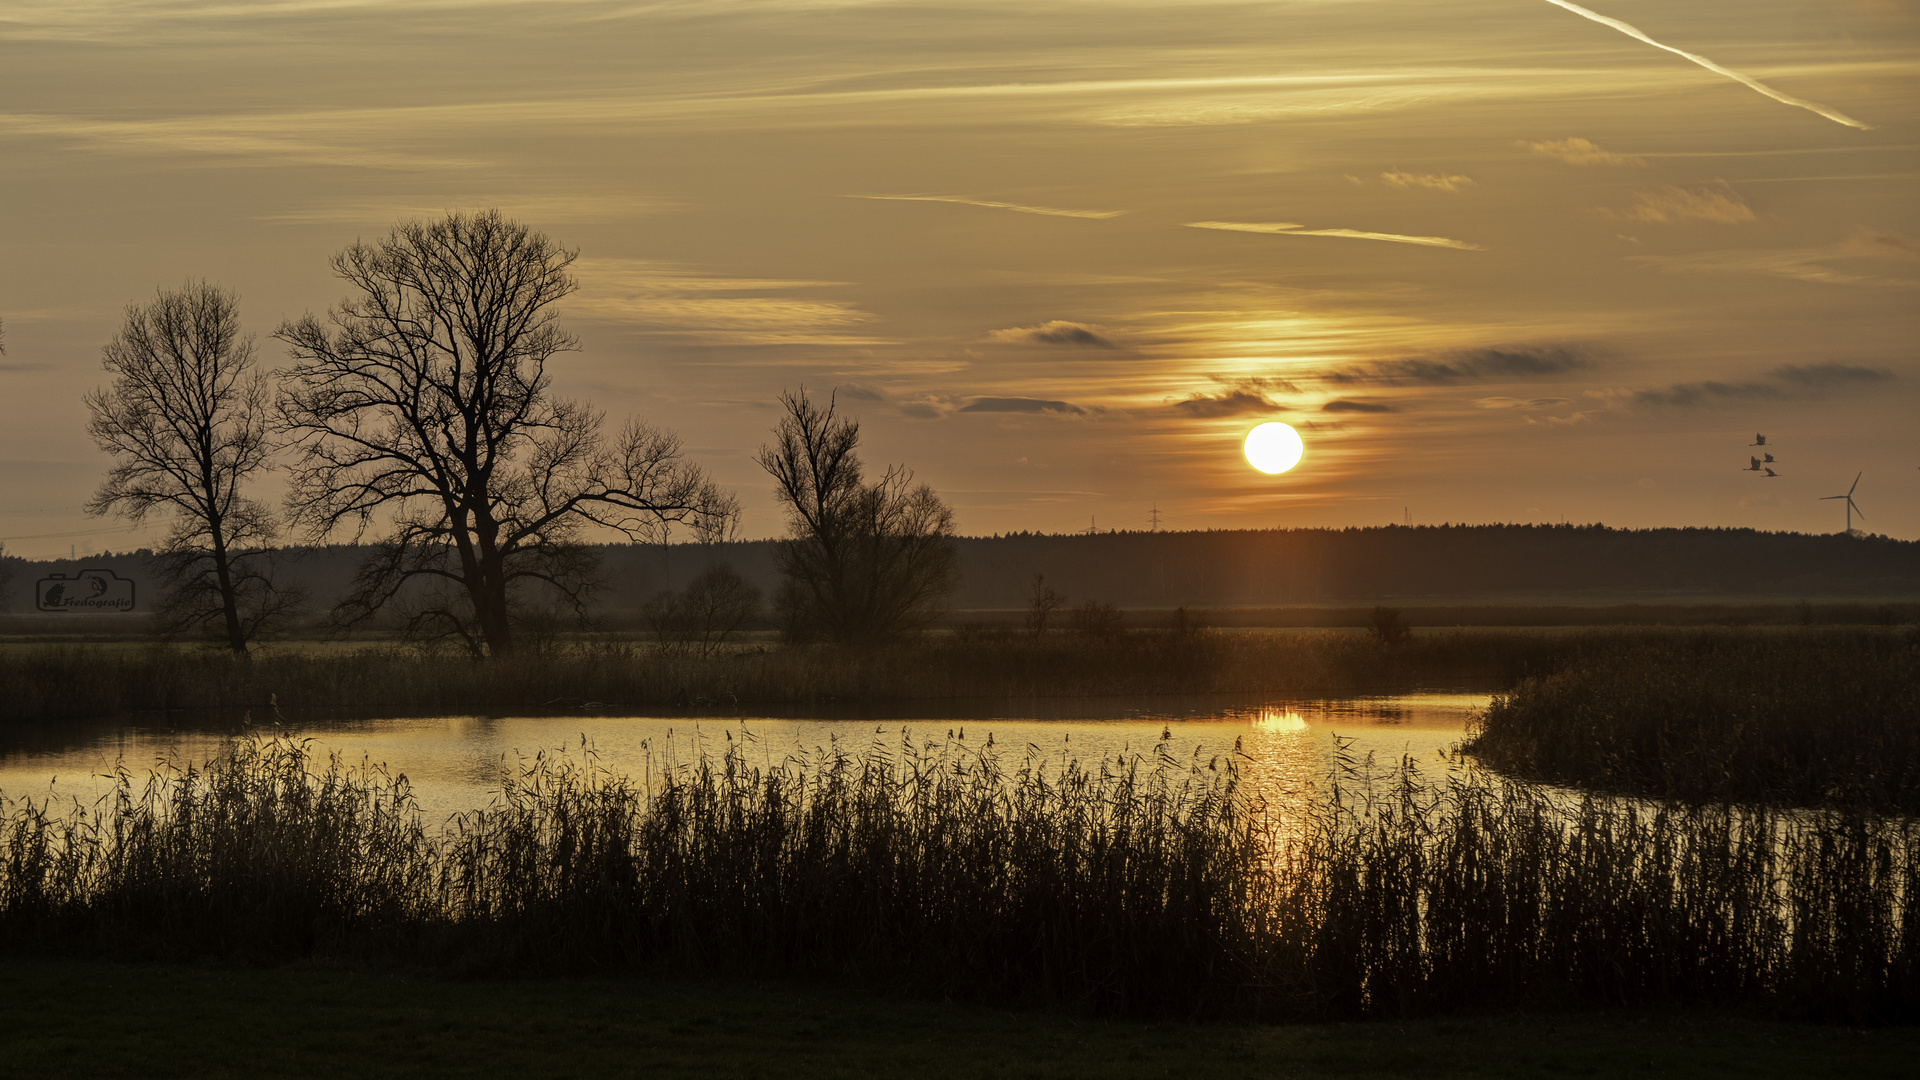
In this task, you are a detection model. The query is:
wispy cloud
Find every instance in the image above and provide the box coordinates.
[1540,0,1872,130]
[1768,363,1894,388]
[1843,230,1920,261]
[1186,221,1483,251]
[1171,389,1280,418]
[850,194,1128,219]
[1321,398,1398,413]
[1631,239,1920,289]
[1476,396,1572,409]
[1522,137,1643,166]
[1630,380,1784,407]
[1602,185,1754,225]
[986,321,1116,348]
[1381,170,1474,192]
[1330,346,1590,386]
[958,397,1088,415]
[566,258,891,346]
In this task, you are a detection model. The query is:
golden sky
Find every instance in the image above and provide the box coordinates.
[2,0,1916,554]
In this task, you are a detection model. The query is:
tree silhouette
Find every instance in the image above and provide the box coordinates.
[275,210,731,657]
[758,389,956,645]
[85,283,297,654]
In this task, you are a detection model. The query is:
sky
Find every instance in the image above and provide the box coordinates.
[1,0,1915,557]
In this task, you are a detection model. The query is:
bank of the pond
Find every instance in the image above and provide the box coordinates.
[0,625,1860,723]
[3,957,1913,1080]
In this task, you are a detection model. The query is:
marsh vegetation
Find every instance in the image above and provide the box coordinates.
[1468,627,1920,812]
[2,729,1913,1023]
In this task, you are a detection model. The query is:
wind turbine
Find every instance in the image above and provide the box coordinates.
[1820,473,1865,534]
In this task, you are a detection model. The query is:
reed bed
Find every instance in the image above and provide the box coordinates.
[1468,627,1920,813]
[3,733,1914,1023]
[0,627,1579,722]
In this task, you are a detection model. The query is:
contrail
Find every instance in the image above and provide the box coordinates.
[1542,0,1871,130]
[1186,221,1483,250]
[850,195,1128,219]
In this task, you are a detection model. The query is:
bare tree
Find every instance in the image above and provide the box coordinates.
[274,210,730,658]
[645,563,763,658]
[758,389,956,645]
[84,283,296,655]
[1025,573,1066,637]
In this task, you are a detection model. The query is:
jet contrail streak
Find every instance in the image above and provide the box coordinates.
[1543,0,1871,130]
[850,195,1128,219]
[1186,221,1483,250]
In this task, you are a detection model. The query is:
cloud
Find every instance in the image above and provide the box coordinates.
[1186,221,1482,250]
[1475,396,1572,409]
[1768,363,1894,388]
[1631,381,1784,407]
[1172,390,1279,418]
[987,321,1116,348]
[1843,230,1920,261]
[1321,398,1397,413]
[1603,185,1755,225]
[1381,171,1474,192]
[1330,345,1590,385]
[850,194,1128,219]
[1521,137,1644,166]
[1631,242,1920,289]
[1539,0,1872,130]
[958,397,1087,415]
[1606,364,1895,412]
[566,258,892,345]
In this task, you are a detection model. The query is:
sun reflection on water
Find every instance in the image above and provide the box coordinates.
[1251,708,1309,733]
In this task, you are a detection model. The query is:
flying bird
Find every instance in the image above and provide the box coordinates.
[1763,453,1775,464]
[1751,434,1767,446]
[1745,458,1762,471]
[1764,468,1780,477]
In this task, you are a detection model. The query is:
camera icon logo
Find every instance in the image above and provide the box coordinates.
[36,569,137,613]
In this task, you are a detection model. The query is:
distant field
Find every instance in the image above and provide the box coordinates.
[2,959,1912,1080]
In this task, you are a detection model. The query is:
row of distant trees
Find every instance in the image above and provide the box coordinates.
[78,210,955,658]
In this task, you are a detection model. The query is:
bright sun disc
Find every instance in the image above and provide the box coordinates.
[1244,422,1304,474]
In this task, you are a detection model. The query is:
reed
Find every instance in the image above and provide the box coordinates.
[0,626,1579,722]
[1468,627,1920,812]
[4,732,1914,1022]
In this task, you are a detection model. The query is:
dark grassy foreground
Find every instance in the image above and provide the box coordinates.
[0,626,1630,722]
[3,958,1915,1080]
[1469,627,1920,812]
[4,733,1914,1025]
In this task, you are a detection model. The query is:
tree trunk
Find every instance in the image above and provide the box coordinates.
[467,556,516,658]
[207,519,249,658]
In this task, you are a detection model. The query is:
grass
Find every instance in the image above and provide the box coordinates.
[3,957,1916,1080]
[1467,627,1920,812]
[4,731,1914,1024]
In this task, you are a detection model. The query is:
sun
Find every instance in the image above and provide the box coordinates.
[1244,422,1304,474]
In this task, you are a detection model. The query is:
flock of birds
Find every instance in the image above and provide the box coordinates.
[1743,433,1780,477]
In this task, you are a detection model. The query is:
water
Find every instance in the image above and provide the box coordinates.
[0,692,1487,821]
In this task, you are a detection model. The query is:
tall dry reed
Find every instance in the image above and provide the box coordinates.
[3,733,1914,1022]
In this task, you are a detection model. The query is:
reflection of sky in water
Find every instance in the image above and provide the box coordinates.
[0,693,1485,823]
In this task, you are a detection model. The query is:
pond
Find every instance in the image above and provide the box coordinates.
[0,692,1488,821]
